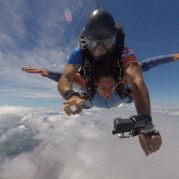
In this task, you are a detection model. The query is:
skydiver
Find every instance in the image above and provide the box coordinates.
[22,9,179,157]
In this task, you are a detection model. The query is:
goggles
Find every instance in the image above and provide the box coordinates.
[85,35,116,48]
[96,82,119,93]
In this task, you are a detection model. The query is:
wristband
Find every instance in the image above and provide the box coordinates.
[64,89,81,100]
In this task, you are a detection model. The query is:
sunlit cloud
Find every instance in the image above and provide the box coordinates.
[0,105,179,179]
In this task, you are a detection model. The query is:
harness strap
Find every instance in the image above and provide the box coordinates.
[116,82,131,99]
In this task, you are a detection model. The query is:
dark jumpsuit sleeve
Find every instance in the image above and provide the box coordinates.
[48,71,62,82]
[141,54,173,72]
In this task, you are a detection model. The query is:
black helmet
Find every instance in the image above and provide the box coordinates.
[84,9,116,40]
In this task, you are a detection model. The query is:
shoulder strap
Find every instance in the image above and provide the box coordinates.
[113,23,125,81]
[115,23,125,53]
[79,29,96,100]
[114,24,132,99]
[79,28,93,77]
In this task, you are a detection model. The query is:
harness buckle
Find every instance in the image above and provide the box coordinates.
[116,81,131,99]
[84,59,91,78]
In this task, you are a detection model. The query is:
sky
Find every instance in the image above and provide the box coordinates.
[0,1,179,178]
[0,0,179,107]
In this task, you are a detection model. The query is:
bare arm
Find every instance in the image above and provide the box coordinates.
[58,64,85,116]
[124,62,151,115]
[124,62,162,156]
[58,64,80,98]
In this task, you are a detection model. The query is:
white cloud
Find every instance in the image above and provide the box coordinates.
[0,105,179,179]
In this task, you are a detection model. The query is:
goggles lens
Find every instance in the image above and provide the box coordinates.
[85,35,116,48]
[97,82,119,93]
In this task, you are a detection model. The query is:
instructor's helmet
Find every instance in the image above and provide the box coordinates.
[84,9,117,60]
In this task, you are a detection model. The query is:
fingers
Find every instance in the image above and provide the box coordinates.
[22,66,31,71]
[173,53,179,61]
[22,66,34,71]
[21,66,41,73]
[151,135,162,151]
[138,135,149,156]
[73,104,83,115]
[139,134,162,157]
[63,97,84,116]
[64,103,76,116]
[146,135,162,153]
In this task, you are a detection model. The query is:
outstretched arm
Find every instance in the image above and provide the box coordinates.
[22,66,61,82]
[22,66,91,109]
[140,53,179,72]
[22,66,87,89]
[22,66,49,77]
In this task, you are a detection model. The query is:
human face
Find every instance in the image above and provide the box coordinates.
[96,76,118,99]
[85,35,116,59]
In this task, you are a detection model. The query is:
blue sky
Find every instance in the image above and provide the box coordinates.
[0,0,179,107]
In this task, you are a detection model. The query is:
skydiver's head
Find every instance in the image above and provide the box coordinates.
[92,55,118,99]
[84,9,117,60]
[96,76,118,99]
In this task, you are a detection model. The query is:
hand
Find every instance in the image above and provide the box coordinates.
[138,132,162,157]
[21,66,49,77]
[63,96,85,116]
[173,53,179,61]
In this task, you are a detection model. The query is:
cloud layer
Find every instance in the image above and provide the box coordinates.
[0,105,179,179]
